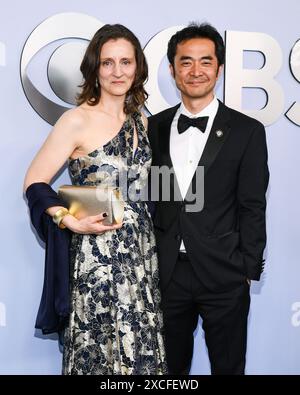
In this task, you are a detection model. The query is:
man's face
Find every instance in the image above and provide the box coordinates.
[170,38,222,102]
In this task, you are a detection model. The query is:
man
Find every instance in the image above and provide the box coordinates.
[148,23,269,375]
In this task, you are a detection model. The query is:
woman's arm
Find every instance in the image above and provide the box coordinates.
[24,108,82,192]
[24,109,122,234]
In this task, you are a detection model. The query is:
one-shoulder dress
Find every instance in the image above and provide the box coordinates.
[62,112,167,375]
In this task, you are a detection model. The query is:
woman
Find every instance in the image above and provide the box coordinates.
[24,24,167,375]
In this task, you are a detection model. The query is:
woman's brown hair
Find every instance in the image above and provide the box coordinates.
[77,24,148,114]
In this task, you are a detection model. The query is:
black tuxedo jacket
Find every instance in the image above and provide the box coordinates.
[148,100,269,292]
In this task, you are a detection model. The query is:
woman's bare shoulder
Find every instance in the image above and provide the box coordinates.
[55,106,88,131]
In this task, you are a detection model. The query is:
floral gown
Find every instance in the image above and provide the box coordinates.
[62,112,167,375]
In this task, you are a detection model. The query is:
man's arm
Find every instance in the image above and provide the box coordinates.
[237,123,269,280]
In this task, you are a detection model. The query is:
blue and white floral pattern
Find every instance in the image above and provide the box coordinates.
[63,113,167,375]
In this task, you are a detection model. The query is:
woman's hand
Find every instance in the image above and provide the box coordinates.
[62,212,122,235]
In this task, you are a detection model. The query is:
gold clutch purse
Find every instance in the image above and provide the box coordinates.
[58,185,124,225]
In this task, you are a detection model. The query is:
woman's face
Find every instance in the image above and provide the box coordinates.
[98,38,137,99]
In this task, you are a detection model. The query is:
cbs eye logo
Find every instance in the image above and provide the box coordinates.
[20,13,103,125]
[20,12,182,125]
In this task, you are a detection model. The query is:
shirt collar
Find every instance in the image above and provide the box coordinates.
[179,96,219,119]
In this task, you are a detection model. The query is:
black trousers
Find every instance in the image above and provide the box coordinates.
[161,253,250,375]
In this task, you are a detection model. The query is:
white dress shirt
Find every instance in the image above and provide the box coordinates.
[170,96,219,251]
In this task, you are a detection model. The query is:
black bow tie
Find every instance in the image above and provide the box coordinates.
[177,114,209,134]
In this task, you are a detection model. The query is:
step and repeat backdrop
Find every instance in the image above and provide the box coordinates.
[0,0,299,374]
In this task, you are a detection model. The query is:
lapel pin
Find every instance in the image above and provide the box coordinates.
[215,130,223,138]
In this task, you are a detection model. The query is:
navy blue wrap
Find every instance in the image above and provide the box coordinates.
[26,182,70,334]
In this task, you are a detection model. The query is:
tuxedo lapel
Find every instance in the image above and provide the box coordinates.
[156,104,182,201]
[154,101,231,203]
[198,100,231,174]
[157,104,180,168]
[184,101,231,204]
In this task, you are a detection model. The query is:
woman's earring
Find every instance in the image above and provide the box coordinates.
[95,78,99,89]
[125,92,131,103]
